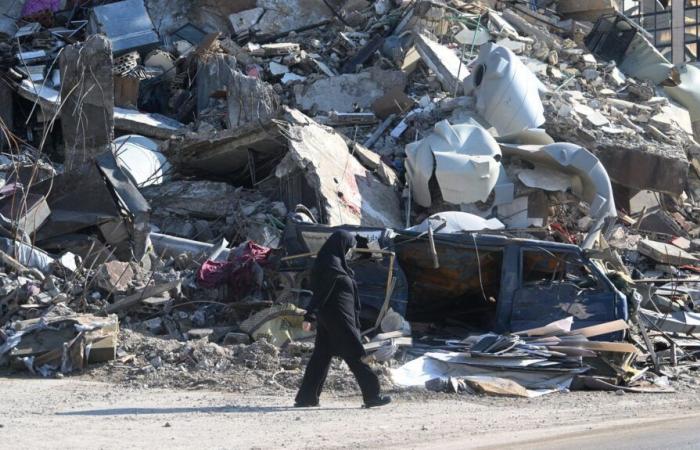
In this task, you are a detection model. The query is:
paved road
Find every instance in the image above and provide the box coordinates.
[502,414,700,449]
[460,413,700,450]
[2,378,700,449]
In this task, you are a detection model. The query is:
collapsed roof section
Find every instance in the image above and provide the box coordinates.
[167,107,403,229]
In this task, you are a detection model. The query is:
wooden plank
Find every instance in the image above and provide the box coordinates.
[572,341,638,353]
[547,346,598,357]
[567,320,629,338]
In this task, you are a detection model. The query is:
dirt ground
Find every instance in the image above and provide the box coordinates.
[2,376,700,449]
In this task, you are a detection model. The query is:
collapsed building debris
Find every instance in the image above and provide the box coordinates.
[0,0,700,401]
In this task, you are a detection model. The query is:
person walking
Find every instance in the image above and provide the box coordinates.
[294,230,391,408]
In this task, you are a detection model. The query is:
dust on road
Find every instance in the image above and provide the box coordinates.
[2,378,699,449]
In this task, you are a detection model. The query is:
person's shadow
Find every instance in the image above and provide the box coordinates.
[56,405,351,416]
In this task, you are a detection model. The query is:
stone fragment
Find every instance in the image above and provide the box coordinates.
[96,261,135,293]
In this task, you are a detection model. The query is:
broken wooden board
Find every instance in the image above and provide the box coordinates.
[572,340,638,353]
[462,375,533,397]
[567,319,629,338]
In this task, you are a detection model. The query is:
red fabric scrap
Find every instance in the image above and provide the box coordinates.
[196,241,271,299]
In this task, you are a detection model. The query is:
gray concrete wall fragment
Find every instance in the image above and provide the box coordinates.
[59,35,115,172]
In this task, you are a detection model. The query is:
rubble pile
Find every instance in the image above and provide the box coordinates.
[88,328,365,393]
[1,0,700,399]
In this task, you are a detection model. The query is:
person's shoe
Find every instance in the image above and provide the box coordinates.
[294,400,319,408]
[362,395,391,408]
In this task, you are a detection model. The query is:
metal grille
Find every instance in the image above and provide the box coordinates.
[622,0,700,62]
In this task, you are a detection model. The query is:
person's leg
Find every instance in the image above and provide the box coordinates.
[343,356,381,402]
[295,329,332,405]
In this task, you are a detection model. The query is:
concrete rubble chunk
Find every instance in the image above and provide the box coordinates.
[142,181,237,219]
[223,332,252,346]
[59,35,115,172]
[229,7,265,34]
[197,53,238,114]
[275,109,402,228]
[638,239,699,266]
[242,0,339,36]
[96,261,136,293]
[557,0,618,22]
[164,117,285,181]
[294,68,406,113]
[414,32,469,95]
[227,69,280,128]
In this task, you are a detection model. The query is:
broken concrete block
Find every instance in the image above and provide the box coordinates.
[227,69,280,128]
[582,68,599,80]
[573,102,609,127]
[142,181,237,219]
[247,0,337,36]
[671,236,691,251]
[372,87,416,119]
[59,35,114,172]
[229,7,265,34]
[258,43,300,56]
[651,104,693,136]
[96,261,135,293]
[294,68,406,113]
[594,144,688,196]
[557,0,617,22]
[496,38,526,55]
[57,252,80,273]
[275,109,403,228]
[144,317,164,334]
[223,332,251,345]
[638,239,698,266]
[415,32,468,95]
[455,26,490,46]
[323,112,377,126]
[281,72,306,84]
[269,61,289,75]
[187,328,214,340]
[639,210,687,236]
[196,53,237,114]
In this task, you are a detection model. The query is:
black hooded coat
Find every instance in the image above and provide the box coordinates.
[296,230,380,405]
[303,230,365,359]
